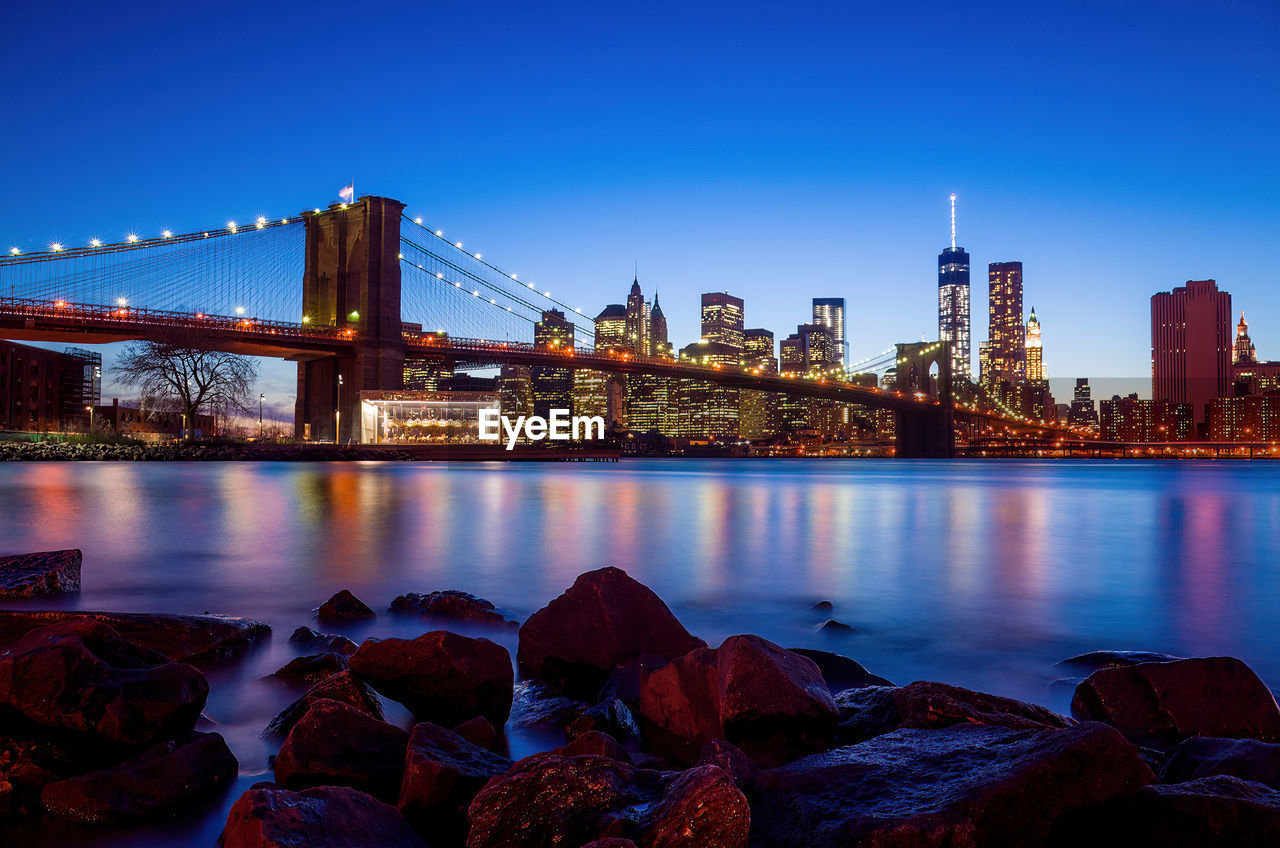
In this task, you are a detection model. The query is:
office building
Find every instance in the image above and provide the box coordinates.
[625,277,650,354]
[1068,378,1099,428]
[700,292,745,351]
[939,194,971,380]
[1100,395,1194,442]
[811,298,846,370]
[1025,307,1044,382]
[531,309,575,418]
[987,261,1025,385]
[1151,279,1232,427]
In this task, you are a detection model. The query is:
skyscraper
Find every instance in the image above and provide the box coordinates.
[812,298,846,370]
[700,292,745,351]
[938,194,971,381]
[1235,311,1257,364]
[650,292,670,357]
[987,261,1024,385]
[740,328,778,440]
[1068,378,1099,428]
[594,304,628,350]
[531,309,575,418]
[1152,279,1232,426]
[1025,307,1044,382]
[625,277,650,354]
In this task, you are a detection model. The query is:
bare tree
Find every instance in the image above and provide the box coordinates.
[113,335,259,441]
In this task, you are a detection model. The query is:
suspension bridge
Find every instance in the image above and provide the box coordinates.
[0,195,1069,457]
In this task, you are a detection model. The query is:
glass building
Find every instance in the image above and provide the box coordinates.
[939,246,971,381]
[811,298,846,370]
[358,391,500,444]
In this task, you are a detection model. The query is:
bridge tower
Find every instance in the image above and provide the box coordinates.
[295,196,407,442]
[893,340,955,458]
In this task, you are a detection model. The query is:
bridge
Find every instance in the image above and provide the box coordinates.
[0,195,1071,457]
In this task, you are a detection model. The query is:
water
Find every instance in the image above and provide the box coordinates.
[4,458,1280,845]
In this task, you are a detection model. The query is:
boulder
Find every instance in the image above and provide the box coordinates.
[0,621,208,745]
[1116,775,1280,846]
[696,740,757,790]
[636,634,837,766]
[264,670,383,737]
[397,721,512,842]
[288,626,358,656]
[834,680,1073,743]
[0,610,269,663]
[451,716,499,751]
[0,722,120,816]
[640,764,749,848]
[751,722,1154,847]
[786,649,892,692]
[1072,657,1280,747]
[270,652,348,686]
[219,784,427,848]
[815,619,856,635]
[1163,735,1280,788]
[555,731,632,764]
[274,699,409,802]
[517,567,704,698]
[0,549,81,598]
[41,731,237,824]
[349,631,513,726]
[317,589,376,624]
[809,601,833,612]
[390,590,517,626]
[580,841,637,848]
[1055,649,1184,674]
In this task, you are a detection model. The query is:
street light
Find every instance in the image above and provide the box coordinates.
[335,374,344,444]
[259,393,265,440]
[85,405,93,432]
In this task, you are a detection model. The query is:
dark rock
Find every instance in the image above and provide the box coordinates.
[787,649,892,692]
[517,567,704,699]
[288,626,357,656]
[264,670,383,737]
[696,739,758,790]
[599,654,671,706]
[1072,656,1280,748]
[0,610,269,664]
[0,549,81,598]
[815,619,856,635]
[349,631,513,726]
[390,590,517,626]
[317,589,376,625]
[751,722,1154,848]
[555,731,632,764]
[219,784,427,848]
[1114,775,1280,847]
[41,731,237,824]
[0,722,120,816]
[1163,735,1280,788]
[269,652,348,685]
[636,634,837,767]
[451,716,499,752]
[274,699,409,802]
[1055,649,1184,673]
[641,764,749,848]
[834,680,1073,743]
[396,721,512,842]
[580,840,637,848]
[809,601,833,612]
[0,621,208,745]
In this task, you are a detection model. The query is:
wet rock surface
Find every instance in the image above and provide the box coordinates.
[0,609,269,663]
[317,589,376,625]
[397,721,512,842]
[390,590,518,626]
[219,783,428,848]
[787,648,893,692]
[0,549,82,598]
[1162,735,1280,788]
[264,670,384,737]
[834,680,1073,743]
[287,626,357,656]
[269,651,348,685]
[273,699,410,801]
[1104,775,1280,847]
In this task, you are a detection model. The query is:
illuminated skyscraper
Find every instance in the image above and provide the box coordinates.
[700,292,745,351]
[743,328,777,373]
[531,309,575,418]
[594,304,628,350]
[812,298,846,370]
[1152,279,1232,426]
[625,277,650,354]
[938,195,971,380]
[1235,311,1257,364]
[987,261,1025,385]
[740,328,778,439]
[650,292,670,356]
[1025,307,1044,382]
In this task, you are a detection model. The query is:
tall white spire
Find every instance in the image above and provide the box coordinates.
[950,193,957,249]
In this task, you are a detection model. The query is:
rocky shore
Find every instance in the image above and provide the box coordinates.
[3,564,1280,846]
[0,440,409,462]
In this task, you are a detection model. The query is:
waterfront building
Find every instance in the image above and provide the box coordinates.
[938,194,971,380]
[812,297,847,369]
[1068,378,1099,428]
[572,369,609,419]
[675,340,740,439]
[740,328,778,440]
[531,309,575,418]
[701,292,745,352]
[987,261,1025,385]
[1210,395,1280,442]
[1100,394,1194,442]
[357,390,499,444]
[497,364,533,418]
[625,374,672,434]
[1151,279,1232,427]
[0,341,101,432]
[92,397,216,440]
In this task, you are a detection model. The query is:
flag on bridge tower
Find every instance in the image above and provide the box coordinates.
[338,183,355,203]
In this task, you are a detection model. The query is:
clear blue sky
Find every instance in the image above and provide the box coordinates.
[3,0,1277,407]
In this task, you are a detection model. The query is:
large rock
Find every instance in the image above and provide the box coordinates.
[219,784,427,848]
[751,722,1154,847]
[390,590,517,626]
[288,626,357,656]
[264,670,383,737]
[517,567,704,698]
[0,610,269,663]
[1115,775,1280,847]
[41,731,237,824]
[349,631,513,726]
[274,699,409,802]
[1054,649,1183,673]
[636,634,837,766]
[0,621,208,745]
[397,721,512,842]
[0,549,81,598]
[317,589,376,625]
[1163,735,1280,788]
[1072,657,1280,748]
[786,648,893,692]
[0,722,120,817]
[269,652,348,686]
[640,764,749,848]
[834,681,1073,743]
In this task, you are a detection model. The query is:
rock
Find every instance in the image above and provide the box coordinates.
[264,670,383,736]
[349,631,513,726]
[1055,649,1184,673]
[834,680,1073,743]
[809,601,833,612]
[0,549,81,598]
[815,619,856,635]
[0,721,120,817]
[0,621,208,745]
[786,649,892,692]
[1114,775,1280,847]
[599,654,671,705]
[390,590,517,626]
[274,699,409,802]
[751,722,1154,847]
[219,784,427,848]
[580,841,637,848]
[41,731,237,824]
[270,652,348,685]
[397,721,512,842]
[641,764,749,848]
[555,731,633,764]
[517,567,704,698]
[636,634,837,767]
[1163,735,1280,788]
[288,626,357,656]
[0,610,269,664]
[1072,657,1280,748]
[317,589,376,625]
[696,739,757,790]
